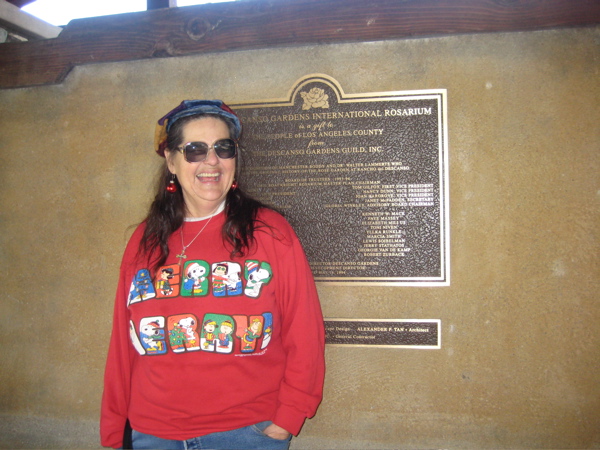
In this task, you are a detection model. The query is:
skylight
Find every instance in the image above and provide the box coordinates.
[22,0,235,27]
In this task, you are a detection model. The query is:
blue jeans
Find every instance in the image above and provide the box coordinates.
[131,421,291,450]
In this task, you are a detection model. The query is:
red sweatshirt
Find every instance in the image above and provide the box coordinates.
[100,208,325,448]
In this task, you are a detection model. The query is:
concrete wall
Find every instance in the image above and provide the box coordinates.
[0,26,598,449]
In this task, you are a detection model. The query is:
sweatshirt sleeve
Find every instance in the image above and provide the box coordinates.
[100,232,140,448]
[271,220,325,436]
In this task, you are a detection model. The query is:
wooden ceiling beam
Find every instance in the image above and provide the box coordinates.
[1,0,599,89]
[4,0,34,8]
[0,0,62,40]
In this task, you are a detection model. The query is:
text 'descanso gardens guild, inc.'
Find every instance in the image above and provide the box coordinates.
[234,74,449,286]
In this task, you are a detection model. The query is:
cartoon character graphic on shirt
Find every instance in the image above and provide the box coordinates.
[128,269,156,305]
[202,319,217,350]
[139,317,167,355]
[181,260,209,297]
[261,313,273,350]
[167,314,200,353]
[211,262,242,297]
[129,321,146,355]
[217,320,234,353]
[240,317,264,353]
[131,312,272,356]
[244,260,273,298]
[199,313,235,353]
[156,268,174,296]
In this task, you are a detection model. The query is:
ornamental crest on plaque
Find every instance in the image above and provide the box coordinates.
[300,87,329,110]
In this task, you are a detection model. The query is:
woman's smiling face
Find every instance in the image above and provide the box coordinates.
[165,116,236,218]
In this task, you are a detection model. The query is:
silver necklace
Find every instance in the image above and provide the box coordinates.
[176,212,216,265]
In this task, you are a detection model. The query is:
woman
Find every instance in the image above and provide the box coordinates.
[101,100,325,449]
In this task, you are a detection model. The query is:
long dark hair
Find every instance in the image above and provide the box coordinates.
[139,113,267,274]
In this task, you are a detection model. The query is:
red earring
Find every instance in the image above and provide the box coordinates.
[231,181,239,191]
[166,175,177,193]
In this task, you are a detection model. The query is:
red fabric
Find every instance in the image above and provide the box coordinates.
[100,209,325,448]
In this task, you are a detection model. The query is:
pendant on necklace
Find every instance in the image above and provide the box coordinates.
[176,249,187,264]
[176,209,217,267]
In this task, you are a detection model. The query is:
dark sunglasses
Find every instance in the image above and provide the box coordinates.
[176,138,237,163]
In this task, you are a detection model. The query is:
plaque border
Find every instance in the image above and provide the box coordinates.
[232,74,450,286]
[324,318,442,349]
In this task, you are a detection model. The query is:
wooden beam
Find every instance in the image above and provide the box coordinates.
[4,0,34,7]
[1,0,599,89]
[0,0,62,40]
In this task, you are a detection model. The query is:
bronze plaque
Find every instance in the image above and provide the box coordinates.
[324,319,441,348]
[233,74,449,285]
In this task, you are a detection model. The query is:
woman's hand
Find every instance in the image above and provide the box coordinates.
[263,423,291,440]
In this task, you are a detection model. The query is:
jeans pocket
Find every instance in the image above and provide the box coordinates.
[251,421,291,442]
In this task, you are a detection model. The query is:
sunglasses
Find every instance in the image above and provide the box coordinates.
[176,138,237,163]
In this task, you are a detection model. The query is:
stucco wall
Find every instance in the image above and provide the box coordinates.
[0,26,598,449]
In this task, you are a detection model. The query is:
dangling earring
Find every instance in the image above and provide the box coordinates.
[166,174,177,193]
[231,180,239,191]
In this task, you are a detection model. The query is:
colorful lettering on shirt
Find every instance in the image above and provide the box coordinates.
[129,320,146,355]
[131,312,273,356]
[216,318,235,353]
[261,312,273,350]
[128,260,276,355]
[211,262,243,297]
[244,261,273,298]
[129,259,273,305]
[139,316,167,355]
[234,315,265,353]
[155,264,181,298]
[181,260,210,297]
[200,313,236,354]
[167,314,201,353]
[128,269,156,305]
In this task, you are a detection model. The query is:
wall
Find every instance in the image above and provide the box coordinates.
[0,26,598,449]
